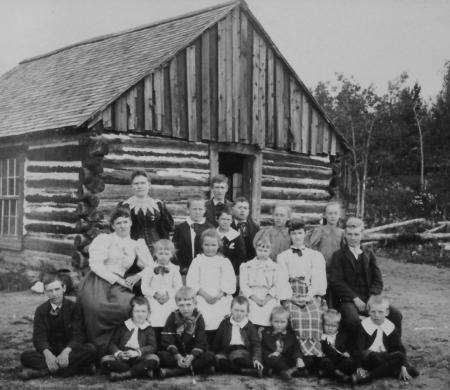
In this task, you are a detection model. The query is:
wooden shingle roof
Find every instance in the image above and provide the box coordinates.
[0,1,237,137]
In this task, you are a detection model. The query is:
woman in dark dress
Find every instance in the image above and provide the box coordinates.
[119,170,174,250]
[78,208,153,356]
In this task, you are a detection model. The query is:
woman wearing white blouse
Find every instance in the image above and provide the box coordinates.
[78,208,153,355]
[277,221,327,362]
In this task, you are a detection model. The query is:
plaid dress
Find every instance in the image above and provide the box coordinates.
[286,277,323,357]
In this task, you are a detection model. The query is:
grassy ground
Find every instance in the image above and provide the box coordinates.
[0,257,449,389]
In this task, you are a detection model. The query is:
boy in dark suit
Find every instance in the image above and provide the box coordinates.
[213,296,263,377]
[231,197,260,261]
[172,196,214,275]
[329,217,402,338]
[317,309,356,381]
[158,287,215,378]
[261,306,304,380]
[20,274,96,380]
[204,174,233,226]
[352,295,418,384]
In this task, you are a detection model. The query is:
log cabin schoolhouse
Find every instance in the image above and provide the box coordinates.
[0,0,349,272]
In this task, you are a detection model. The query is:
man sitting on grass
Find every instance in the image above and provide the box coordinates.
[20,273,96,380]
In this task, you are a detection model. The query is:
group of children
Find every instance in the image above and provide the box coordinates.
[19,174,418,386]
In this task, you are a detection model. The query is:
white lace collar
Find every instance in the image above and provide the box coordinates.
[217,227,240,241]
[125,318,151,331]
[361,317,395,336]
[124,196,159,214]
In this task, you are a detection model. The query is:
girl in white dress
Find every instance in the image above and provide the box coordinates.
[186,228,236,336]
[239,230,292,327]
[141,239,182,340]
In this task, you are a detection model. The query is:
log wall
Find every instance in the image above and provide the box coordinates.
[100,8,343,156]
[260,149,333,225]
[98,133,210,224]
[24,140,83,255]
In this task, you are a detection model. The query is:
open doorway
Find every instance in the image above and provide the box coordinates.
[218,152,253,203]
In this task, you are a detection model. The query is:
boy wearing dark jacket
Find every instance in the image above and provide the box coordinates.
[213,296,263,377]
[158,287,215,378]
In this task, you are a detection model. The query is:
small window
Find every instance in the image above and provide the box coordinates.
[0,156,23,250]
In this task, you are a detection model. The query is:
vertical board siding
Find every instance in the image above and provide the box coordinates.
[99,8,344,156]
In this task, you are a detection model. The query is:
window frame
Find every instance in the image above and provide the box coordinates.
[0,151,24,250]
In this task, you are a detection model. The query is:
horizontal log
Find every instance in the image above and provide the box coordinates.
[260,199,328,214]
[102,167,209,187]
[27,145,84,161]
[108,147,209,160]
[25,223,77,235]
[363,232,450,242]
[259,213,322,226]
[74,234,92,249]
[263,150,331,168]
[263,159,332,174]
[104,133,209,153]
[262,166,331,180]
[261,187,330,201]
[365,218,427,234]
[25,210,78,224]
[103,155,209,170]
[262,175,330,190]
[82,156,104,174]
[100,184,208,203]
[25,194,78,205]
[26,179,79,189]
[27,165,80,173]
[84,176,105,194]
[23,237,74,256]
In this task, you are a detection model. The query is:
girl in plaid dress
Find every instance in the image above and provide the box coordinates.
[277,221,327,372]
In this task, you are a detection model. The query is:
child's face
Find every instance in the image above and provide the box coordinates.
[325,204,340,226]
[217,213,232,231]
[132,304,149,325]
[345,226,363,248]
[233,202,250,221]
[255,243,271,260]
[131,175,150,198]
[202,236,219,257]
[155,245,172,264]
[271,314,289,333]
[212,182,228,201]
[188,200,205,222]
[323,321,339,335]
[290,229,306,247]
[369,303,389,326]
[177,298,195,318]
[231,303,248,323]
[273,207,288,227]
[44,280,65,306]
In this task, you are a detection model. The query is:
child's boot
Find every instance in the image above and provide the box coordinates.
[110,370,132,381]
[159,367,187,378]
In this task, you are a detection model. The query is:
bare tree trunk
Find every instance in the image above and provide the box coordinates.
[349,120,362,216]
[361,119,376,218]
[413,103,425,191]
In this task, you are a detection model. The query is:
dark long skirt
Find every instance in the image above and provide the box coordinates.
[78,272,134,355]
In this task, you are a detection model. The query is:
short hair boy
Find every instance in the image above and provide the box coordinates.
[231,197,260,260]
[158,287,215,378]
[205,174,233,226]
[172,196,214,275]
[352,296,418,384]
[20,274,96,380]
[212,296,263,377]
[317,309,356,381]
[261,306,304,380]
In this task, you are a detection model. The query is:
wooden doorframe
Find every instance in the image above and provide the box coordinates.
[209,143,262,222]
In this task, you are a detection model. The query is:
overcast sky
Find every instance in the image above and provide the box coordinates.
[1,0,449,99]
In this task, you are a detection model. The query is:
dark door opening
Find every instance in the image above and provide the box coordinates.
[218,152,253,203]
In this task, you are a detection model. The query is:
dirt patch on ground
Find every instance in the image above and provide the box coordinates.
[0,257,449,389]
